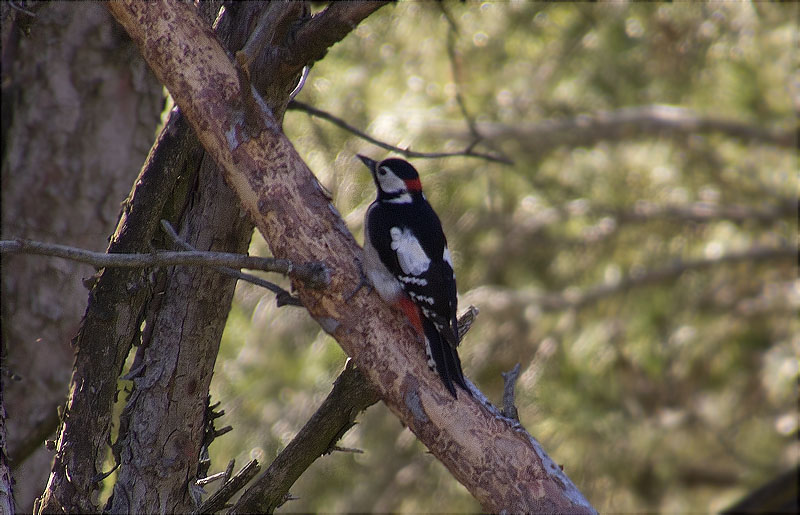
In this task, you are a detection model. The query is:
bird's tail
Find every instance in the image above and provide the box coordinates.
[422,317,470,398]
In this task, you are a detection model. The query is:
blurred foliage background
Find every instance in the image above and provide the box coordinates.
[207,2,797,512]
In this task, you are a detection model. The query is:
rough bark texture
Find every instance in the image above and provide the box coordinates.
[1,358,13,515]
[104,3,318,512]
[107,155,252,514]
[32,4,268,513]
[1,3,163,511]
[107,2,594,512]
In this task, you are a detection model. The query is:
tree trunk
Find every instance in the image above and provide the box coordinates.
[107,153,253,514]
[1,3,163,511]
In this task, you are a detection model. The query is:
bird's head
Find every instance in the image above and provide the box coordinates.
[358,155,422,200]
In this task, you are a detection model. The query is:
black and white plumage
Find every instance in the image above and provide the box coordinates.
[358,154,469,398]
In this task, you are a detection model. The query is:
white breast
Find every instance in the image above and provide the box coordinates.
[363,230,404,303]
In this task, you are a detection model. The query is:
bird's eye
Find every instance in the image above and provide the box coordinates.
[378,166,390,176]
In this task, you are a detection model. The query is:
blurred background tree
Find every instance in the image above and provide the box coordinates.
[207,2,796,512]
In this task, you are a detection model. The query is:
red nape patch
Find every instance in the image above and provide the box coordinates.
[404,178,422,192]
[396,296,424,336]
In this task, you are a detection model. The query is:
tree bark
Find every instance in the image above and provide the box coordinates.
[30,2,386,512]
[107,2,595,512]
[1,3,163,511]
[32,4,278,513]
[107,153,253,514]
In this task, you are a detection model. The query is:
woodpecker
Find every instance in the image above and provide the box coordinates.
[358,154,470,398]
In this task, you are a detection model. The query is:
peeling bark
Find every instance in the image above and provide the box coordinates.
[107,154,252,514]
[107,2,595,512]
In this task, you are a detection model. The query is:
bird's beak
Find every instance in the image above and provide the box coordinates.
[357,154,377,172]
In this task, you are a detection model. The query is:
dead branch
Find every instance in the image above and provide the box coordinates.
[287,100,513,164]
[194,460,261,515]
[231,307,479,513]
[230,360,378,514]
[0,238,328,288]
[107,2,594,512]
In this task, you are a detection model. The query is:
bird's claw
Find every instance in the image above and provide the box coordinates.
[345,261,373,301]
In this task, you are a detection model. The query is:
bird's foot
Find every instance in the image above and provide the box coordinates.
[345,260,373,301]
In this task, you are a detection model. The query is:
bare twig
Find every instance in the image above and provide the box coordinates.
[196,470,226,487]
[8,0,36,17]
[328,445,364,454]
[194,459,261,515]
[439,2,510,165]
[440,3,479,143]
[501,363,521,422]
[160,220,304,306]
[287,100,513,165]
[0,238,329,288]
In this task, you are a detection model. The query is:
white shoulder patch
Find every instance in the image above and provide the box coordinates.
[390,227,431,276]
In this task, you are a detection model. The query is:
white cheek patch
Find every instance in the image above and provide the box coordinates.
[390,227,431,276]
[378,169,407,194]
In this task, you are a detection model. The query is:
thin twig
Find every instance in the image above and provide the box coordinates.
[160,220,305,306]
[328,445,364,454]
[194,459,261,515]
[287,100,513,165]
[0,237,329,289]
[501,363,521,422]
[197,470,227,487]
[439,2,508,163]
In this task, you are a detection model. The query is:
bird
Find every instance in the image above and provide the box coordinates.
[358,154,470,398]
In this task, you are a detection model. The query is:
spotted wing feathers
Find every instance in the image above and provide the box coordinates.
[366,199,469,397]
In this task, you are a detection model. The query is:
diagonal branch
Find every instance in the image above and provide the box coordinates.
[230,360,378,514]
[107,2,595,512]
[288,1,391,69]
[229,307,479,514]
[33,104,204,514]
